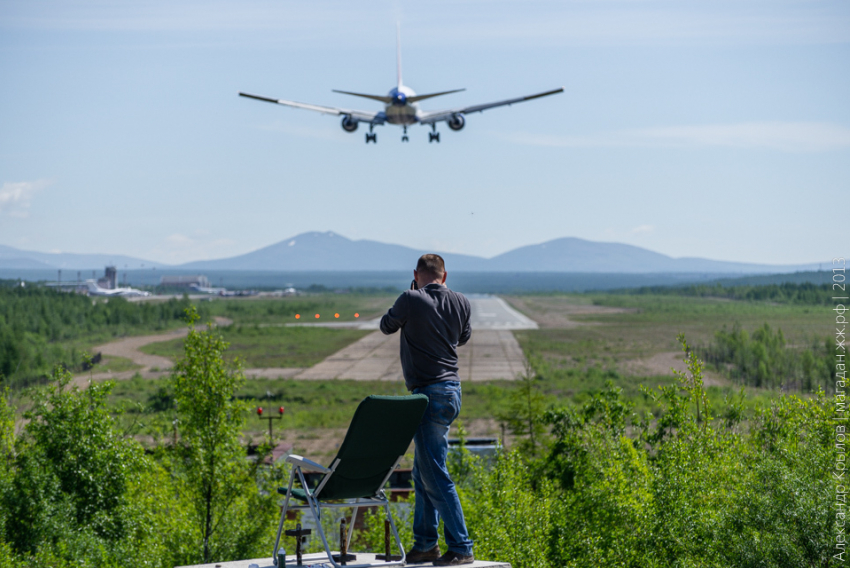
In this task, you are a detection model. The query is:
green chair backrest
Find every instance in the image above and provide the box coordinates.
[316,394,428,501]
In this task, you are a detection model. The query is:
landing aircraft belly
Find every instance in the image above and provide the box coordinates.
[384,104,418,125]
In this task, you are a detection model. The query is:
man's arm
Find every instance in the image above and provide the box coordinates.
[457,297,472,347]
[380,292,409,335]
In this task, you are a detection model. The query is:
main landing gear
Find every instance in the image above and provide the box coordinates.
[401,125,409,142]
[365,124,376,144]
[428,124,440,143]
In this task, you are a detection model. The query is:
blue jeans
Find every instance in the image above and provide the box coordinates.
[411,381,473,555]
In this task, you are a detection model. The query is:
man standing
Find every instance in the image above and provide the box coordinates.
[380,254,474,566]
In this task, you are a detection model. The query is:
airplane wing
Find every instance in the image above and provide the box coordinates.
[418,87,564,124]
[239,92,384,124]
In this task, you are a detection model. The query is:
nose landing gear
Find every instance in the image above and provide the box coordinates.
[402,125,409,142]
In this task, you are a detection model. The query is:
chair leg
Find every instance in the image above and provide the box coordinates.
[272,467,298,565]
[346,501,359,551]
[383,500,406,563]
[297,468,340,567]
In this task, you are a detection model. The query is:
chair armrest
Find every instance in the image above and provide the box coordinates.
[286,454,331,473]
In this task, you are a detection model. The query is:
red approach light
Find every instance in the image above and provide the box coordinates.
[334,313,340,318]
[279,406,285,415]
[295,314,300,319]
[354,313,359,318]
[315,313,320,319]
[257,407,263,416]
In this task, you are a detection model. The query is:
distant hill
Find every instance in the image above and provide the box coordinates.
[487,237,818,273]
[0,244,167,271]
[177,231,490,272]
[0,233,820,274]
[177,231,818,274]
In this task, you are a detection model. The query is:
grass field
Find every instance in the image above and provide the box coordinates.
[200,294,396,324]
[140,325,371,368]
[102,290,830,460]
[506,292,827,364]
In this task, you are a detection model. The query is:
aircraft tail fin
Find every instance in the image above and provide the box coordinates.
[396,22,403,88]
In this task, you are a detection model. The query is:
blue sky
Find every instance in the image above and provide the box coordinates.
[1,0,848,266]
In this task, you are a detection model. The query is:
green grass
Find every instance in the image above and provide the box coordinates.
[507,293,827,365]
[102,291,818,451]
[201,294,395,324]
[140,325,371,368]
[91,355,140,374]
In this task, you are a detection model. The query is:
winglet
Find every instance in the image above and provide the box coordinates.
[396,23,403,89]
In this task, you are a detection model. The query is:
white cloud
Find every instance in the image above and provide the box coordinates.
[631,225,654,235]
[505,122,850,152]
[0,179,51,217]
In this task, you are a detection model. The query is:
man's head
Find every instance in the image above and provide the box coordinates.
[414,254,447,288]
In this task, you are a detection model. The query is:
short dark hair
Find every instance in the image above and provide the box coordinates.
[416,254,445,278]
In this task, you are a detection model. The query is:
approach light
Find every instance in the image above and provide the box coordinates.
[315,314,320,319]
[279,406,285,415]
[354,313,359,318]
[334,313,339,318]
[295,314,300,319]
[257,407,263,416]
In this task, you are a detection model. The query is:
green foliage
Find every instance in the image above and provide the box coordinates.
[498,360,548,458]
[0,366,168,567]
[0,285,199,388]
[459,451,562,568]
[169,307,278,564]
[444,335,834,567]
[620,281,838,305]
[700,322,836,392]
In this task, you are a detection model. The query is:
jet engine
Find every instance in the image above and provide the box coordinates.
[341,116,359,132]
[447,114,465,131]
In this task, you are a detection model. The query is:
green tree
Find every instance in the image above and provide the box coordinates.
[170,307,275,564]
[498,359,548,458]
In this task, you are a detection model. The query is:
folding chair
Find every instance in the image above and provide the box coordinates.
[272,394,429,568]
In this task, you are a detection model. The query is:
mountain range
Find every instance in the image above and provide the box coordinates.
[0,232,820,274]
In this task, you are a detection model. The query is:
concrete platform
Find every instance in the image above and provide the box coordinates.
[177,552,510,568]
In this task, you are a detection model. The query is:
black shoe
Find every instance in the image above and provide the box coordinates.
[406,545,441,564]
[433,550,474,566]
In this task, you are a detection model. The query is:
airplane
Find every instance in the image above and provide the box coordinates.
[239,28,563,144]
[86,280,150,298]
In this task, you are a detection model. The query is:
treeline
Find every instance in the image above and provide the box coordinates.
[699,323,837,392]
[0,285,201,388]
[619,281,837,305]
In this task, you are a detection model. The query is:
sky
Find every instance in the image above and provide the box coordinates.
[1,0,848,267]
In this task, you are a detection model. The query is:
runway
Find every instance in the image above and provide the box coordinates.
[246,295,537,382]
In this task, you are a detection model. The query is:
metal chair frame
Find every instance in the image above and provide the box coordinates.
[272,454,406,568]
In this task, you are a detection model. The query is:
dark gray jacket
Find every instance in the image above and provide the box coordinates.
[379,283,472,390]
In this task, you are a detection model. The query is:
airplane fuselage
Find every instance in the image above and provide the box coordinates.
[383,86,420,125]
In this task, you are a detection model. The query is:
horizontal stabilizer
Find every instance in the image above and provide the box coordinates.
[332,90,392,103]
[408,89,465,103]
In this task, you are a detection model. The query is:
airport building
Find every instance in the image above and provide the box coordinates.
[97,266,117,290]
[159,275,210,289]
